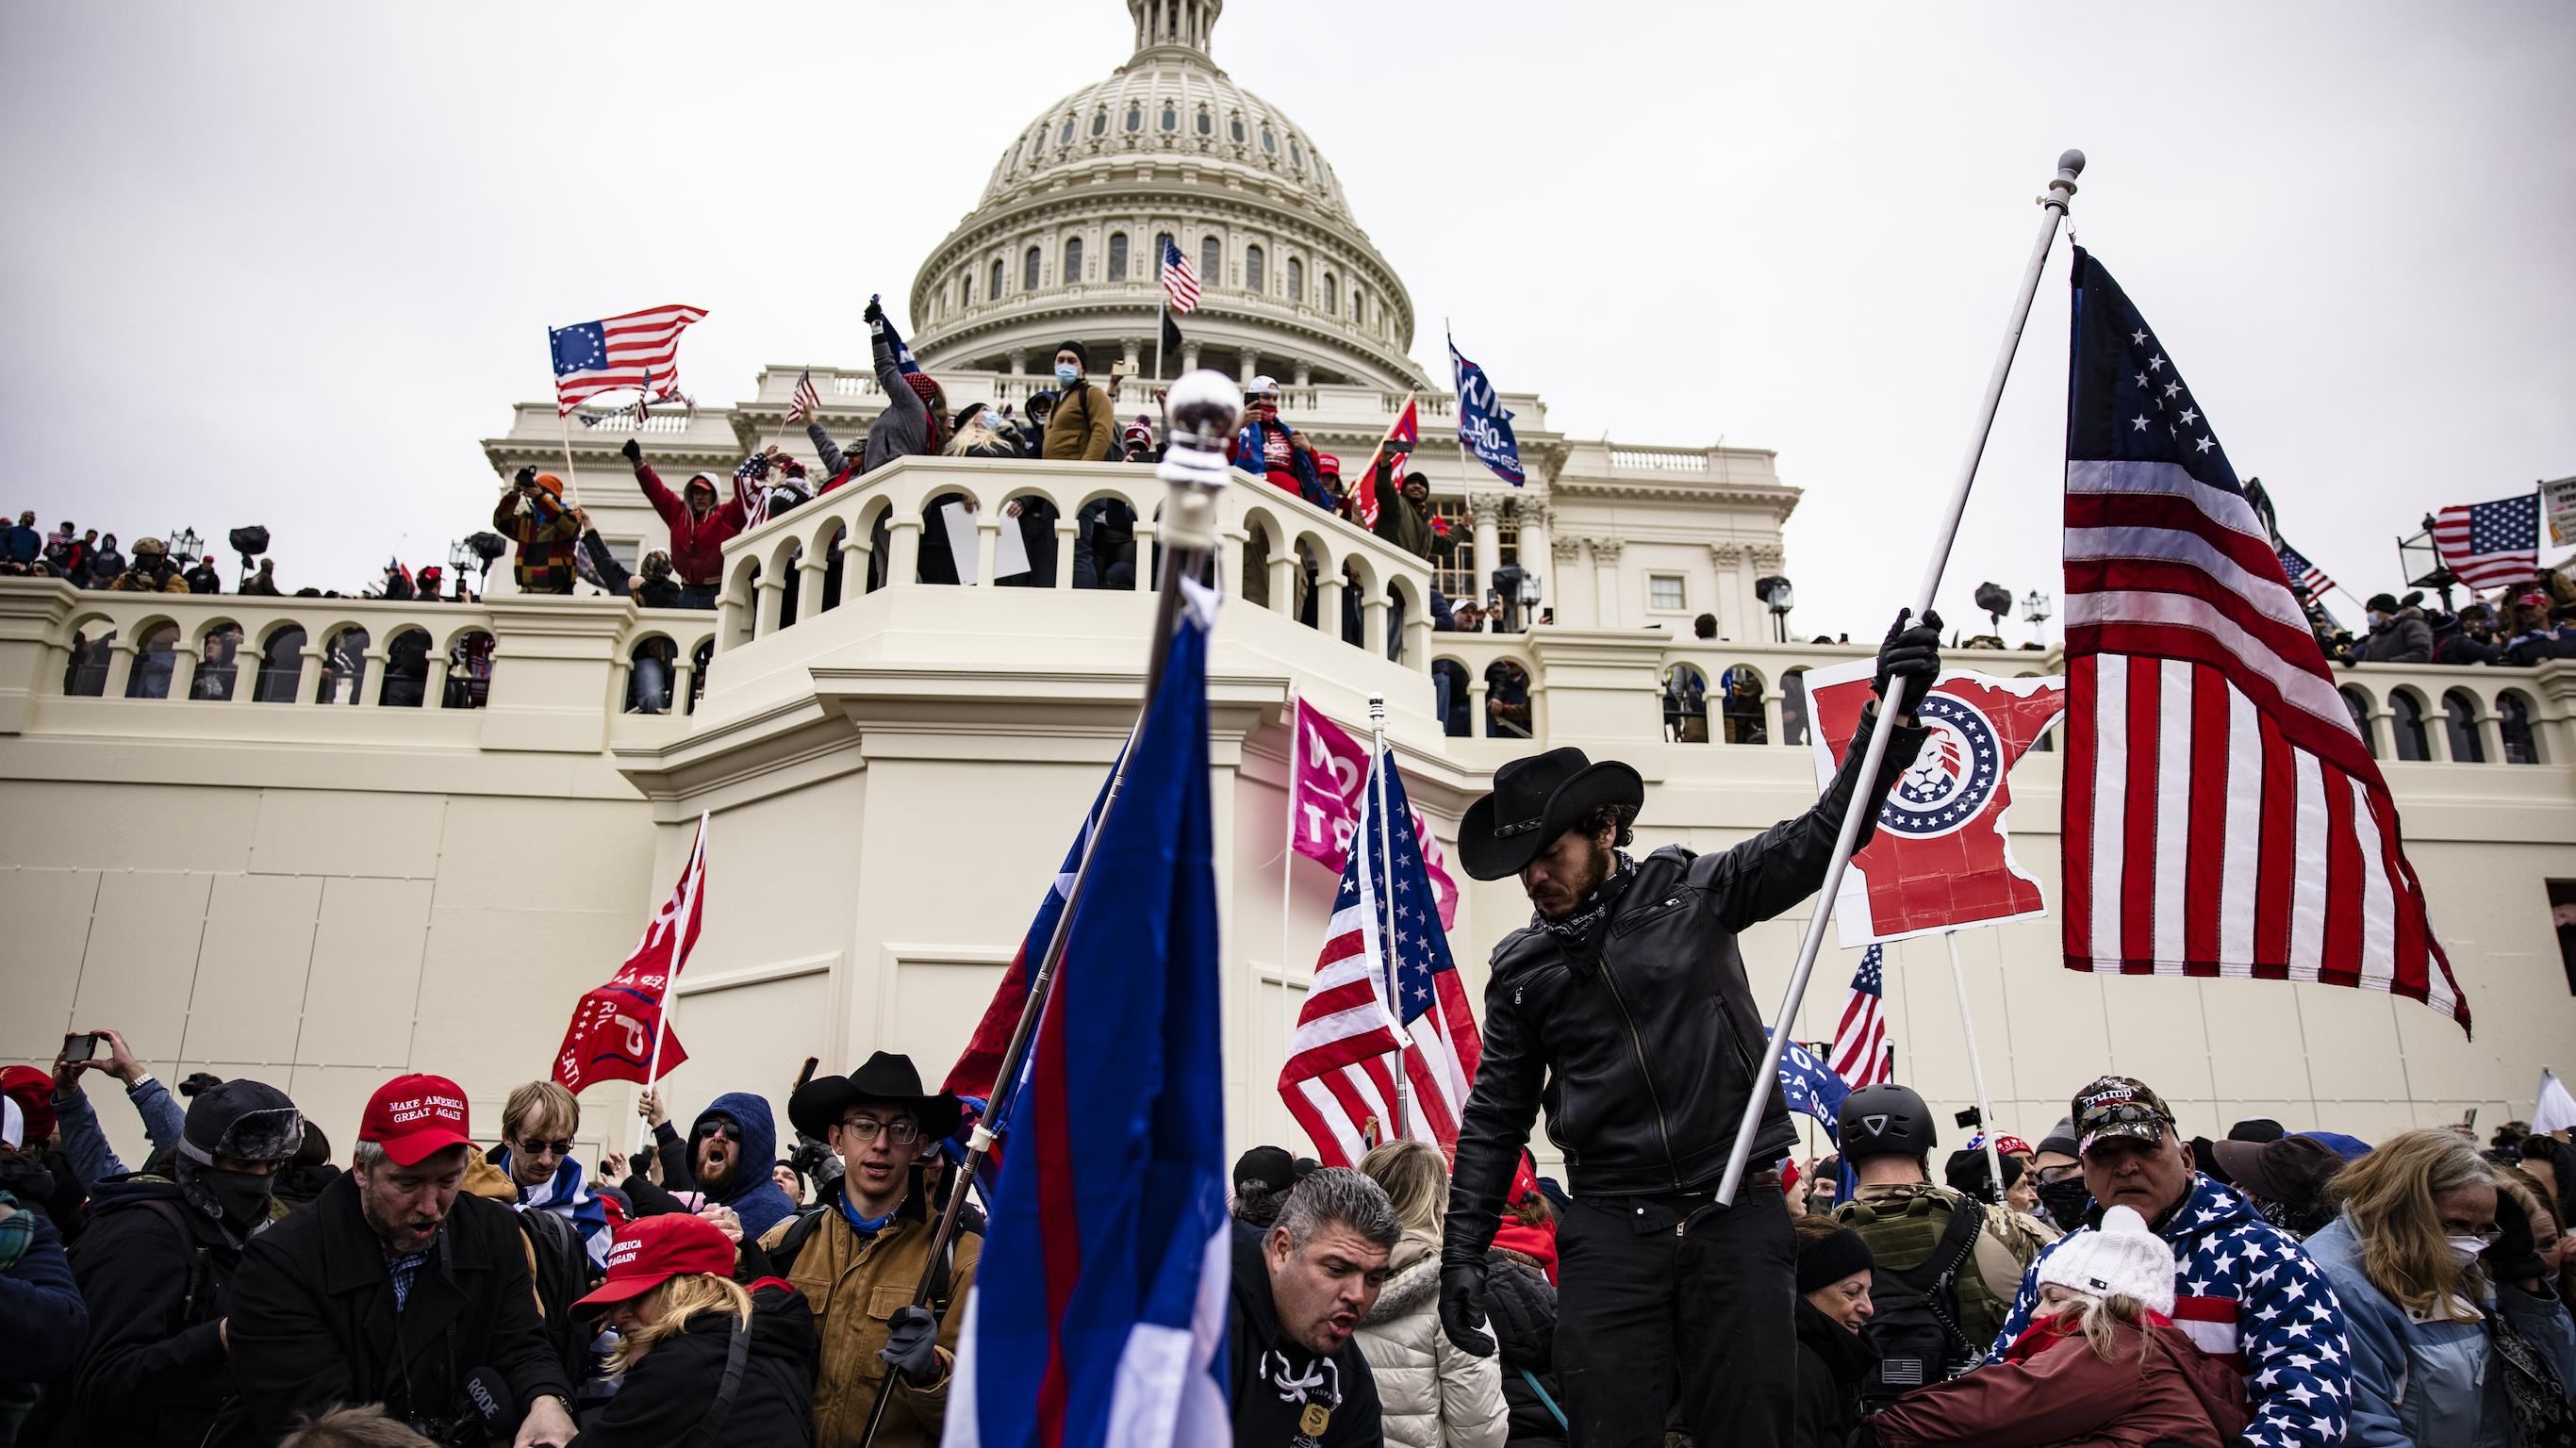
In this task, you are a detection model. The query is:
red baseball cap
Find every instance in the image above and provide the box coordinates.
[1316,452,1342,476]
[2517,591,2550,610]
[358,1073,474,1166]
[1,1065,57,1144]
[573,1212,736,1308]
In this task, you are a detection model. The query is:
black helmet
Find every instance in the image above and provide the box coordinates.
[1839,1083,1936,1160]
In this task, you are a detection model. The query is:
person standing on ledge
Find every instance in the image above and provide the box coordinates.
[1436,610,1942,1448]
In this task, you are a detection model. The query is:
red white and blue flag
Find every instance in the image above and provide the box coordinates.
[2431,492,2541,593]
[785,369,821,424]
[2274,539,2336,601]
[1827,946,1891,1088]
[2060,248,2466,1029]
[1160,236,1201,315]
[549,304,705,415]
[551,814,706,1092]
[946,585,1230,1448]
[1280,742,1482,1165]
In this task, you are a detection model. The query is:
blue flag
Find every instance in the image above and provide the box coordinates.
[949,586,1230,1448]
[1766,1028,1852,1143]
[870,293,924,377]
[1450,336,1525,485]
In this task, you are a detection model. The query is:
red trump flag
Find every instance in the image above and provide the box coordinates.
[553,814,707,1093]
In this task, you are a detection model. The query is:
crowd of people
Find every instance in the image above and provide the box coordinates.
[2317,575,2576,671]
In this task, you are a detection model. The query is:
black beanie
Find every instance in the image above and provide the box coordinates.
[1796,1226,1874,1294]
[178,1078,303,1168]
[1234,1145,1296,1197]
[1057,339,1090,369]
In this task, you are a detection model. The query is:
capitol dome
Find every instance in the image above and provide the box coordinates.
[907,0,1428,391]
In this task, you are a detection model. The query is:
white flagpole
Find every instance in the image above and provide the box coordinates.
[556,412,584,511]
[1717,150,2084,1206]
[1943,930,2006,1198]
[1282,694,1300,1061]
[1156,257,1168,384]
[1369,692,1412,1140]
[636,812,706,1155]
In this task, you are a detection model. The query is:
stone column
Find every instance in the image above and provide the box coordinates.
[1009,351,1028,376]
[1268,552,1298,617]
[836,531,871,607]
[973,515,1001,586]
[1516,502,1553,619]
[103,637,139,699]
[1709,541,1745,641]
[1131,521,1158,590]
[1181,340,1202,373]
[358,649,388,707]
[233,646,266,704]
[1224,526,1252,600]
[886,518,922,586]
[669,654,694,716]
[294,644,326,704]
[172,639,203,703]
[1316,574,1346,639]
[797,550,832,611]
[1469,495,1504,602]
[1054,520,1079,590]
[1469,679,1491,738]
[1551,535,1586,628]
[1748,544,1785,642]
[1403,611,1432,671]
[1121,337,1143,371]
[1362,592,1390,655]
[1239,353,1261,387]
[1293,362,1312,387]
[754,576,786,637]
[424,652,451,710]
[1590,536,1624,629]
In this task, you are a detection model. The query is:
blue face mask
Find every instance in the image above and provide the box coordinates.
[1054,363,1080,387]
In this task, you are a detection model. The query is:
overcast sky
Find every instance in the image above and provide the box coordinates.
[6,2,2568,638]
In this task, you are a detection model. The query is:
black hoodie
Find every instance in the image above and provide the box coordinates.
[573,1282,819,1447]
[57,1174,253,1447]
[1228,1222,1385,1448]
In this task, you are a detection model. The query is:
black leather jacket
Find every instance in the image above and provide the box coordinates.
[1443,710,1926,1268]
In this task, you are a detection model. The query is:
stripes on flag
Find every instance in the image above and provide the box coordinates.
[785,369,821,424]
[549,304,706,415]
[2431,493,2541,592]
[1827,946,1891,1087]
[1160,237,1201,316]
[1280,745,1480,1166]
[2275,538,2336,601]
[2059,247,2466,1031]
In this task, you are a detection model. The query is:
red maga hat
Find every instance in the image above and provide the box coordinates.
[357,1073,473,1167]
[573,1212,736,1308]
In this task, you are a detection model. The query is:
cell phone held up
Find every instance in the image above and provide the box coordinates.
[63,1031,103,1064]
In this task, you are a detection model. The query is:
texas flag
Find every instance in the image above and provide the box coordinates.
[1803,663,2066,946]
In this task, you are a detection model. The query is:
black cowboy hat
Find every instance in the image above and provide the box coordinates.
[788,1051,964,1143]
[1459,747,1644,881]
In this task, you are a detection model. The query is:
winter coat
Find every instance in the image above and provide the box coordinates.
[216,1168,571,1443]
[1371,466,1441,562]
[574,1281,820,1448]
[1993,1175,2349,1448]
[1482,1249,1563,1445]
[1794,1296,1874,1448]
[755,1198,979,1448]
[1445,711,1926,1259]
[1229,1223,1387,1448]
[0,524,38,566]
[1869,1312,2247,1448]
[55,1174,254,1446]
[492,489,579,594]
[1355,1227,1506,1448]
[2305,1215,2576,1448]
[690,1093,800,1243]
[1234,420,1332,508]
[2358,607,2435,664]
[1839,1181,2057,1358]
[636,464,746,586]
[811,326,935,486]
[1043,379,1116,462]
[106,564,188,593]
[0,1197,86,1382]
[47,1077,185,1193]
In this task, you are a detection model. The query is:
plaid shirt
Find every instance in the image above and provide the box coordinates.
[385,1246,430,1312]
[492,491,579,594]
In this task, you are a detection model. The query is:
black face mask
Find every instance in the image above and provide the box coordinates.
[0,1154,58,1206]
[203,1167,278,1228]
[2038,1175,2092,1231]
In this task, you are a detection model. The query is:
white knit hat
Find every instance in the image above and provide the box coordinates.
[1,1095,21,1151]
[2035,1204,2176,1315]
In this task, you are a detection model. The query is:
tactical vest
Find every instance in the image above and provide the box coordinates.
[1835,1187,2011,1401]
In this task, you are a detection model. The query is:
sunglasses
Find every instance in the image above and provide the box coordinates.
[514,1137,576,1159]
[692,1122,743,1144]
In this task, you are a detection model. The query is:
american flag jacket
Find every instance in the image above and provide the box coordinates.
[1990,1174,2350,1448]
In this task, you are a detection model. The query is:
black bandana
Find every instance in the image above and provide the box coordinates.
[1536,849,1636,955]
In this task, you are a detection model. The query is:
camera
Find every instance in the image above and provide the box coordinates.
[789,1134,844,1200]
[63,1032,102,1064]
[1954,1106,1983,1130]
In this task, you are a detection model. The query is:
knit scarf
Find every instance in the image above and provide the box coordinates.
[516,1155,612,1268]
[1536,849,1636,955]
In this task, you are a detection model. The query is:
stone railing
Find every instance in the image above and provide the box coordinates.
[708,454,1442,666]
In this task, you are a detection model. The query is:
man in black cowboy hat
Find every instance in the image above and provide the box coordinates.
[1436,611,1943,1448]
[760,1052,976,1448]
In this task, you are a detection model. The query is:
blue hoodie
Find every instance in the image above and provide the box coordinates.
[693,1093,797,1242]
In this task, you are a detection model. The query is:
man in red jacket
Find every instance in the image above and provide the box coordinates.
[621,437,740,609]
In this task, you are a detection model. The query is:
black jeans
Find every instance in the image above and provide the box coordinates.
[1555,1174,1793,1448]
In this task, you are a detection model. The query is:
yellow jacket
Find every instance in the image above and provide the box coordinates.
[758,1203,980,1448]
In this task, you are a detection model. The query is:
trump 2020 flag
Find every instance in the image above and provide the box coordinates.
[551,814,706,1092]
[1450,337,1525,486]
[1768,1029,1852,1144]
[946,584,1230,1448]
[1804,664,2066,946]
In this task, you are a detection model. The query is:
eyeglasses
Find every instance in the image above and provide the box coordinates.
[2440,1220,2503,1243]
[692,1123,742,1144]
[2037,1164,2086,1185]
[514,1137,575,1159]
[838,1116,922,1145]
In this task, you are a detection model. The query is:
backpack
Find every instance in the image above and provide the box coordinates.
[1847,1193,1986,1409]
[515,1205,598,1385]
[768,1207,979,1316]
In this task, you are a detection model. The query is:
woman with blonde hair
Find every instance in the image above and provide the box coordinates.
[1357,1138,1507,1448]
[2305,1128,2575,1448]
[570,1212,818,1445]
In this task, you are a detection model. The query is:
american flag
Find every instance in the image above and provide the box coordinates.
[1280,745,1480,1165]
[2431,493,2540,593]
[732,451,773,530]
[2061,248,2466,1030]
[2275,538,2336,601]
[549,304,705,415]
[785,369,821,424]
[1160,236,1200,315]
[1827,946,1892,1087]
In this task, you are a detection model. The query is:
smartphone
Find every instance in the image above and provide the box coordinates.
[64,1031,102,1063]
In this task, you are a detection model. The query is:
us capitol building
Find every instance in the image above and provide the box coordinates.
[8,0,2570,1170]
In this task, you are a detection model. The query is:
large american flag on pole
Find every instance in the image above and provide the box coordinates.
[1160,236,1201,315]
[2061,248,2467,1030]
[2431,493,2540,593]
[1280,745,1480,1165]
[1827,946,1892,1087]
[549,304,706,415]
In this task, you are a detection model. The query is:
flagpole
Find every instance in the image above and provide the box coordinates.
[1942,930,2006,1200]
[1282,693,1300,1062]
[1368,692,1411,1141]
[1156,262,1168,384]
[556,412,584,510]
[636,812,706,1155]
[1716,149,2083,1207]
[852,372,1243,1448]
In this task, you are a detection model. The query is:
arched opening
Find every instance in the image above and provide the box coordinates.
[687,638,714,716]
[190,622,245,701]
[1076,495,1139,590]
[1160,102,1178,132]
[919,492,976,585]
[1484,659,1533,739]
[2442,688,2485,763]
[998,491,1060,589]
[813,523,849,612]
[2337,685,2376,757]
[1433,659,1471,737]
[1023,246,1042,292]
[1064,236,1083,284]
[1124,102,1142,133]
[445,629,495,710]
[1662,663,1711,742]
[1285,256,1302,304]
[775,543,806,627]
[1323,272,1337,313]
[1242,521,1275,610]
[2499,689,2542,764]
[1246,245,1265,293]
[628,637,677,715]
[1719,665,1768,744]
[1200,236,1220,288]
[1339,560,1365,648]
[124,621,181,699]
[1108,232,1130,281]
[2388,689,2432,762]
[64,626,112,696]
[990,258,1005,300]
[318,625,370,704]
[1781,668,1812,749]
[254,624,307,703]
[381,628,432,708]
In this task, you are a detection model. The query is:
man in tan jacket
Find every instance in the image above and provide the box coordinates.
[1040,340,1116,462]
[758,1053,980,1448]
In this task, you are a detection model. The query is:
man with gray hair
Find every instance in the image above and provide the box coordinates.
[1231,1166,1397,1447]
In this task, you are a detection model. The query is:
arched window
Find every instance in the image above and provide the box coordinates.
[2443,688,2485,763]
[990,259,1005,299]
[1125,103,1143,133]
[1323,272,1337,312]
[1160,103,1178,132]
[1285,257,1302,303]
[126,621,180,700]
[1108,232,1130,280]
[1200,236,1220,287]
[1661,664,1711,743]
[1290,140,1304,168]
[1196,108,1213,136]
[1261,126,1278,154]
[1090,110,1107,137]
[1059,117,1075,145]
[1230,114,1246,142]
[962,273,974,306]
[1024,246,1042,292]
[2390,689,2430,762]
[1354,286,1367,323]
[2500,689,2542,764]
[1245,245,1264,291]
[1064,236,1083,283]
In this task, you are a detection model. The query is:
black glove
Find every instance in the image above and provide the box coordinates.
[620,437,642,466]
[513,466,537,490]
[879,1304,941,1384]
[1872,608,1942,717]
[863,296,885,325]
[1438,1262,1494,1358]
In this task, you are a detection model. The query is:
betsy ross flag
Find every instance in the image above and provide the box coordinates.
[2276,539,2336,601]
[1280,745,1481,1165]
[785,369,821,424]
[1353,397,1420,531]
[2431,493,2540,592]
[1160,236,1201,314]
[1827,946,1892,1087]
[552,814,706,1093]
[550,304,706,415]
[2061,248,2467,1029]
[945,584,1230,1448]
